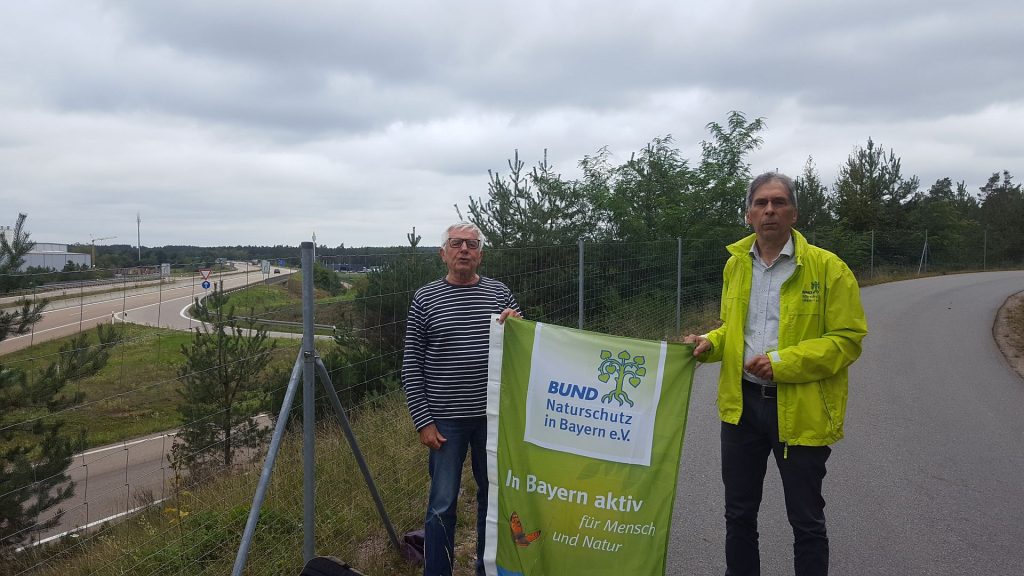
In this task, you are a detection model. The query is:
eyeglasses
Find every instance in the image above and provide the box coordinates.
[447,238,481,249]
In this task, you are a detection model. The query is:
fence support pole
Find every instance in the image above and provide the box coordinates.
[233,243,400,574]
[301,242,317,563]
[578,238,584,330]
[232,356,305,576]
[314,357,401,549]
[676,237,682,339]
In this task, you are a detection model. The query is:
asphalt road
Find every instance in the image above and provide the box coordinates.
[6,264,291,546]
[668,270,1024,576]
[29,433,178,548]
[0,264,282,355]
[28,411,274,548]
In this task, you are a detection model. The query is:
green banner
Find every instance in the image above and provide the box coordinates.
[485,318,695,576]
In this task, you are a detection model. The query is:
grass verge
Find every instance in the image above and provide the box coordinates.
[1,324,302,447]
[13,393,484,576]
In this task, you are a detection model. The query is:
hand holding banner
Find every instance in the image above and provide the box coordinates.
[485,318,695,576]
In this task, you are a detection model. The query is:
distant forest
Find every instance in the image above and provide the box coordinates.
[75,110,1023,270]
[79,243,427,270]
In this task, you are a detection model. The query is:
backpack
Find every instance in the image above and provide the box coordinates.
[298,556,366,576]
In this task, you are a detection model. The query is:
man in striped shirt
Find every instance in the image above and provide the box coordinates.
[402,221,521,576]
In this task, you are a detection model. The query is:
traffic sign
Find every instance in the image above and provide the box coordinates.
[201,280,211,290]
[199,269,212,280]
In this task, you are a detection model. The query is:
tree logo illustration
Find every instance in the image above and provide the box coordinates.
[597,349,646,407]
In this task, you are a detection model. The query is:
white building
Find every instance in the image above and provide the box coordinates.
[23,243,92,271]
[0,227,91,270]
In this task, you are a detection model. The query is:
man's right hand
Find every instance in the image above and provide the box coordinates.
[418,423,447,450]
[683,334,712,357]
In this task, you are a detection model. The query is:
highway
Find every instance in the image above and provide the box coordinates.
[0,263,285,355]
[6,262,291,547]
[28,414,272,549]
[668,270,1024,575]
[28,432,179,549]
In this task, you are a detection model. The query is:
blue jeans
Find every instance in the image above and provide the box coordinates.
[424,417,488,576]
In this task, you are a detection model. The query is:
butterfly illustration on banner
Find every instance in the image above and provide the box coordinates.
[509,512,542,547]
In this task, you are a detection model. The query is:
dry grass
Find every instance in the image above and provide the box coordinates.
[998,291,1024,370]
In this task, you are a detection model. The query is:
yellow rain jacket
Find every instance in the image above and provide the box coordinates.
[701,230,868,446]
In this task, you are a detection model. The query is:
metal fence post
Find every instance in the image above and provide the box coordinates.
[983,227,988,271]
[676,237,682,339]
[870,230,875,277]
[300,242,316,563]
[917,229,928,276]
[578,238,584,330]
[156,272,163,327]
[78,281,84,332]
[232,356,305,576]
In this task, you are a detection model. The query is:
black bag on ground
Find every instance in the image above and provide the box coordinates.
[299,556,366,576]
[401,529,425,565]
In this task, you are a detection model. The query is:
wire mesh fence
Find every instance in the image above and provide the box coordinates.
[1,228,1021,575]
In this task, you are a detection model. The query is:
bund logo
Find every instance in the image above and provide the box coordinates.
[802,280,821,303]
[597,349,647,407]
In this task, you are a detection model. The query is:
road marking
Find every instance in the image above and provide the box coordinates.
[4,312,129,340]
[3,274,262,342]
[17,498,169,551]
[77,432,178,458]
[4,292,197,342]
[26,283,199,314]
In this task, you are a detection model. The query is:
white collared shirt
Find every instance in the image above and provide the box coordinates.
[743,235,796,385]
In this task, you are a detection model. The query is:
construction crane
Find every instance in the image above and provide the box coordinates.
[89,235,117,267]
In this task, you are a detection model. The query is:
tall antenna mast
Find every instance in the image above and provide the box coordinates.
[137,212,142,261]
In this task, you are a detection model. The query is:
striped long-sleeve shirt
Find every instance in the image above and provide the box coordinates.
[401,276,520,431]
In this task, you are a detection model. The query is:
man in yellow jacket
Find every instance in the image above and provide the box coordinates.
[685,172,868,576]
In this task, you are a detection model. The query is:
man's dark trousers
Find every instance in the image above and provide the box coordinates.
[721,380,831,576]
[424,417,488,576]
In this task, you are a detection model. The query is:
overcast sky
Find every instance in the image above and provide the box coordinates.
[2,0,1021,248]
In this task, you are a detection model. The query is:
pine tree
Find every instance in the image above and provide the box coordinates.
[171,289,276,482]
[0,214,45,333]
[1,214,120,551]
[978,171,1024,264]
[466,149,600,247]
[406,226,421,248]
[833,138,919,232]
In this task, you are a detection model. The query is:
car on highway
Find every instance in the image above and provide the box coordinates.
[273,268,281,274]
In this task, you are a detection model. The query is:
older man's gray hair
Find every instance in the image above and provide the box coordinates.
[746,172,798,211]
[441,221,487,247]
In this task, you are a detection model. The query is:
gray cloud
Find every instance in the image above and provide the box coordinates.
[0,0,1021,247]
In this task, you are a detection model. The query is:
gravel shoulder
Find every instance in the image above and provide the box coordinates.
[994,289,1024,380]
